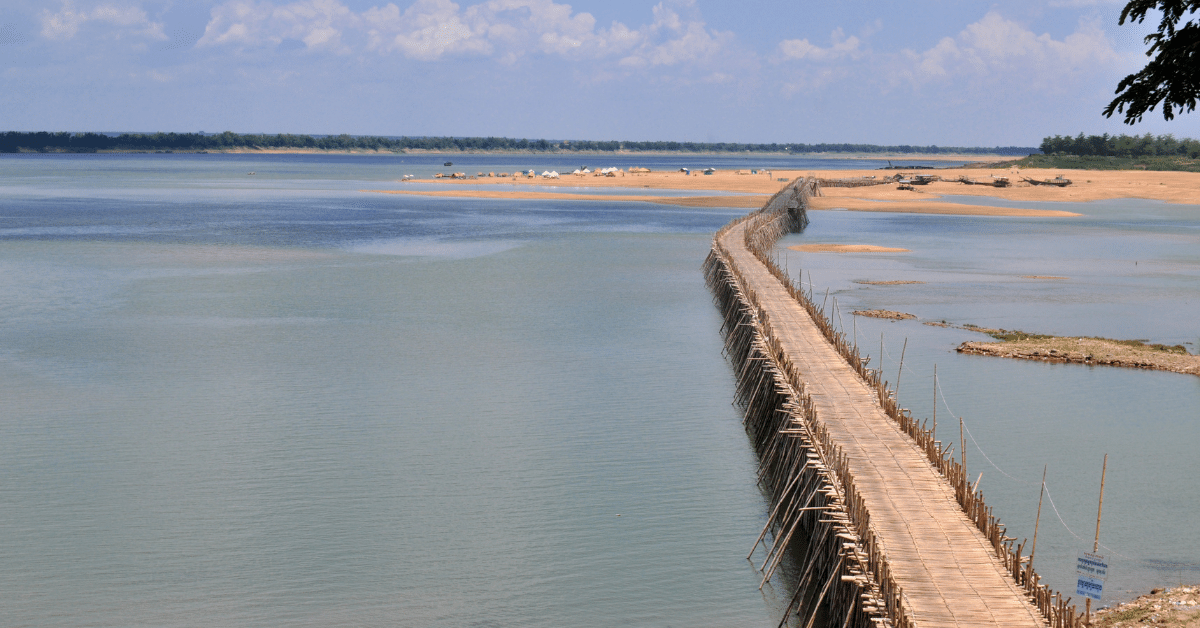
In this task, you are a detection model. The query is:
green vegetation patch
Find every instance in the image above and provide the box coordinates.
[984,328,1190,354]
[1105,338,1191,354]
[998,132,1200,172]
[985,329,1054,342]
[1002,153,1200,172]
[1096,604,1156,625]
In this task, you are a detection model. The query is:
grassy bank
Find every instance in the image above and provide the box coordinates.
[1002,154,1200,172]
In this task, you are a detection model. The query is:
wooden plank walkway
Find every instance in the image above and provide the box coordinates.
[720,223,1047,628]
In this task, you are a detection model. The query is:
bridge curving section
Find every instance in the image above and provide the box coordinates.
[712,180,1051,627]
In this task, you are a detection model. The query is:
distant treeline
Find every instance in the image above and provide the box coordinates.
[1040,133,1200,158]
[0,131,1035,155]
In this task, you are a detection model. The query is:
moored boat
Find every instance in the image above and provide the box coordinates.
[1023,175,1072,187]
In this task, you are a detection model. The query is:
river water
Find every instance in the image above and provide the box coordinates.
[780,197,1200,604]
[0,153,1194,626]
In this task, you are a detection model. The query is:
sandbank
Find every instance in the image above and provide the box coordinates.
[788,244,910,253]
[423,170,792,194]
[958,335,1200,377]
[810,167,1200,211]
[367,189,767,208]
[854,309,916,320]
[808,197,1082,217]
[375,167,1200,217]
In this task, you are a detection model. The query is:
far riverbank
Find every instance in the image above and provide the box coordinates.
[6,147,1021,161]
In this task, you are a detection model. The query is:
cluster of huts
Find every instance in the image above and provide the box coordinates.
[422,166,652,180]
[410,165,761,181]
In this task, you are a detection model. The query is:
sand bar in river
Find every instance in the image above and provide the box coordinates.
[368,189,767,208]
[788,244,910,253]
[386,167,1200,216]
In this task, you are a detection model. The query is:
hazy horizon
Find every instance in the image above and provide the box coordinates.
[2,0,1199,145]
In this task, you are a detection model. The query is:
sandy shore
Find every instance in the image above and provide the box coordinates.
[382,167,1200,216]
[368,189,767,208]
[788,244,910,253]
[420,170,794,194]
[809,197,1082,217]
[813,167,1200,204]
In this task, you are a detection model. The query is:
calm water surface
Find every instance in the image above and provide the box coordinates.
[780,200,1200,602]
[1,154,1195,626]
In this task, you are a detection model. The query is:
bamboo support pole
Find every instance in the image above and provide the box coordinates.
[1086,454,1108,626]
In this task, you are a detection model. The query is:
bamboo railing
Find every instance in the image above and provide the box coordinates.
[706,178,906,628]
[707,177,1081,628]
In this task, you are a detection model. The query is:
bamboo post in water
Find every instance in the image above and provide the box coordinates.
[895,338,907,397]
[1029,465,1047,586]
[1086,454,1108,626]
[835,298,846,339]
[960,417,966,486]
[880,333,884,382]
[932,365,937,443]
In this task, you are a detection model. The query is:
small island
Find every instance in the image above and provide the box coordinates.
[957,330,1200,377]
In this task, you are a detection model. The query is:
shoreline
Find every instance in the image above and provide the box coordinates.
[1094,585,1200,627]
[367,189,767,208]
[375,167,1200,215]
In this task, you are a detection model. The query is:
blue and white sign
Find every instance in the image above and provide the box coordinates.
[1077,576,1104,601]
[1077,552,1108,580]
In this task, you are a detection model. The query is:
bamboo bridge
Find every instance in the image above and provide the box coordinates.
[705,178,1086,628]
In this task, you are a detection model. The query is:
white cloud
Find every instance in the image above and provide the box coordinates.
[362,0,491,60]
[363,0,658,61]
[196,0,728,66]
[777,28,860,62]
[899,12,1120,87]
[1047,0,1122,6]
[40,2,165,41]
[199,0,356,51]
[617,1,731,68]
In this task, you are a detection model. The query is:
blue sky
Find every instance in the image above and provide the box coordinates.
[2,0,1198,146]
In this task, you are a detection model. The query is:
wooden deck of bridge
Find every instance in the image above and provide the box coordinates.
[720,223,1046,628]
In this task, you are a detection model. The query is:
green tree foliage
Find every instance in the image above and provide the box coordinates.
[0,131,1036,155]
[1039,132,1200,157]
[1105,0,1200,123]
